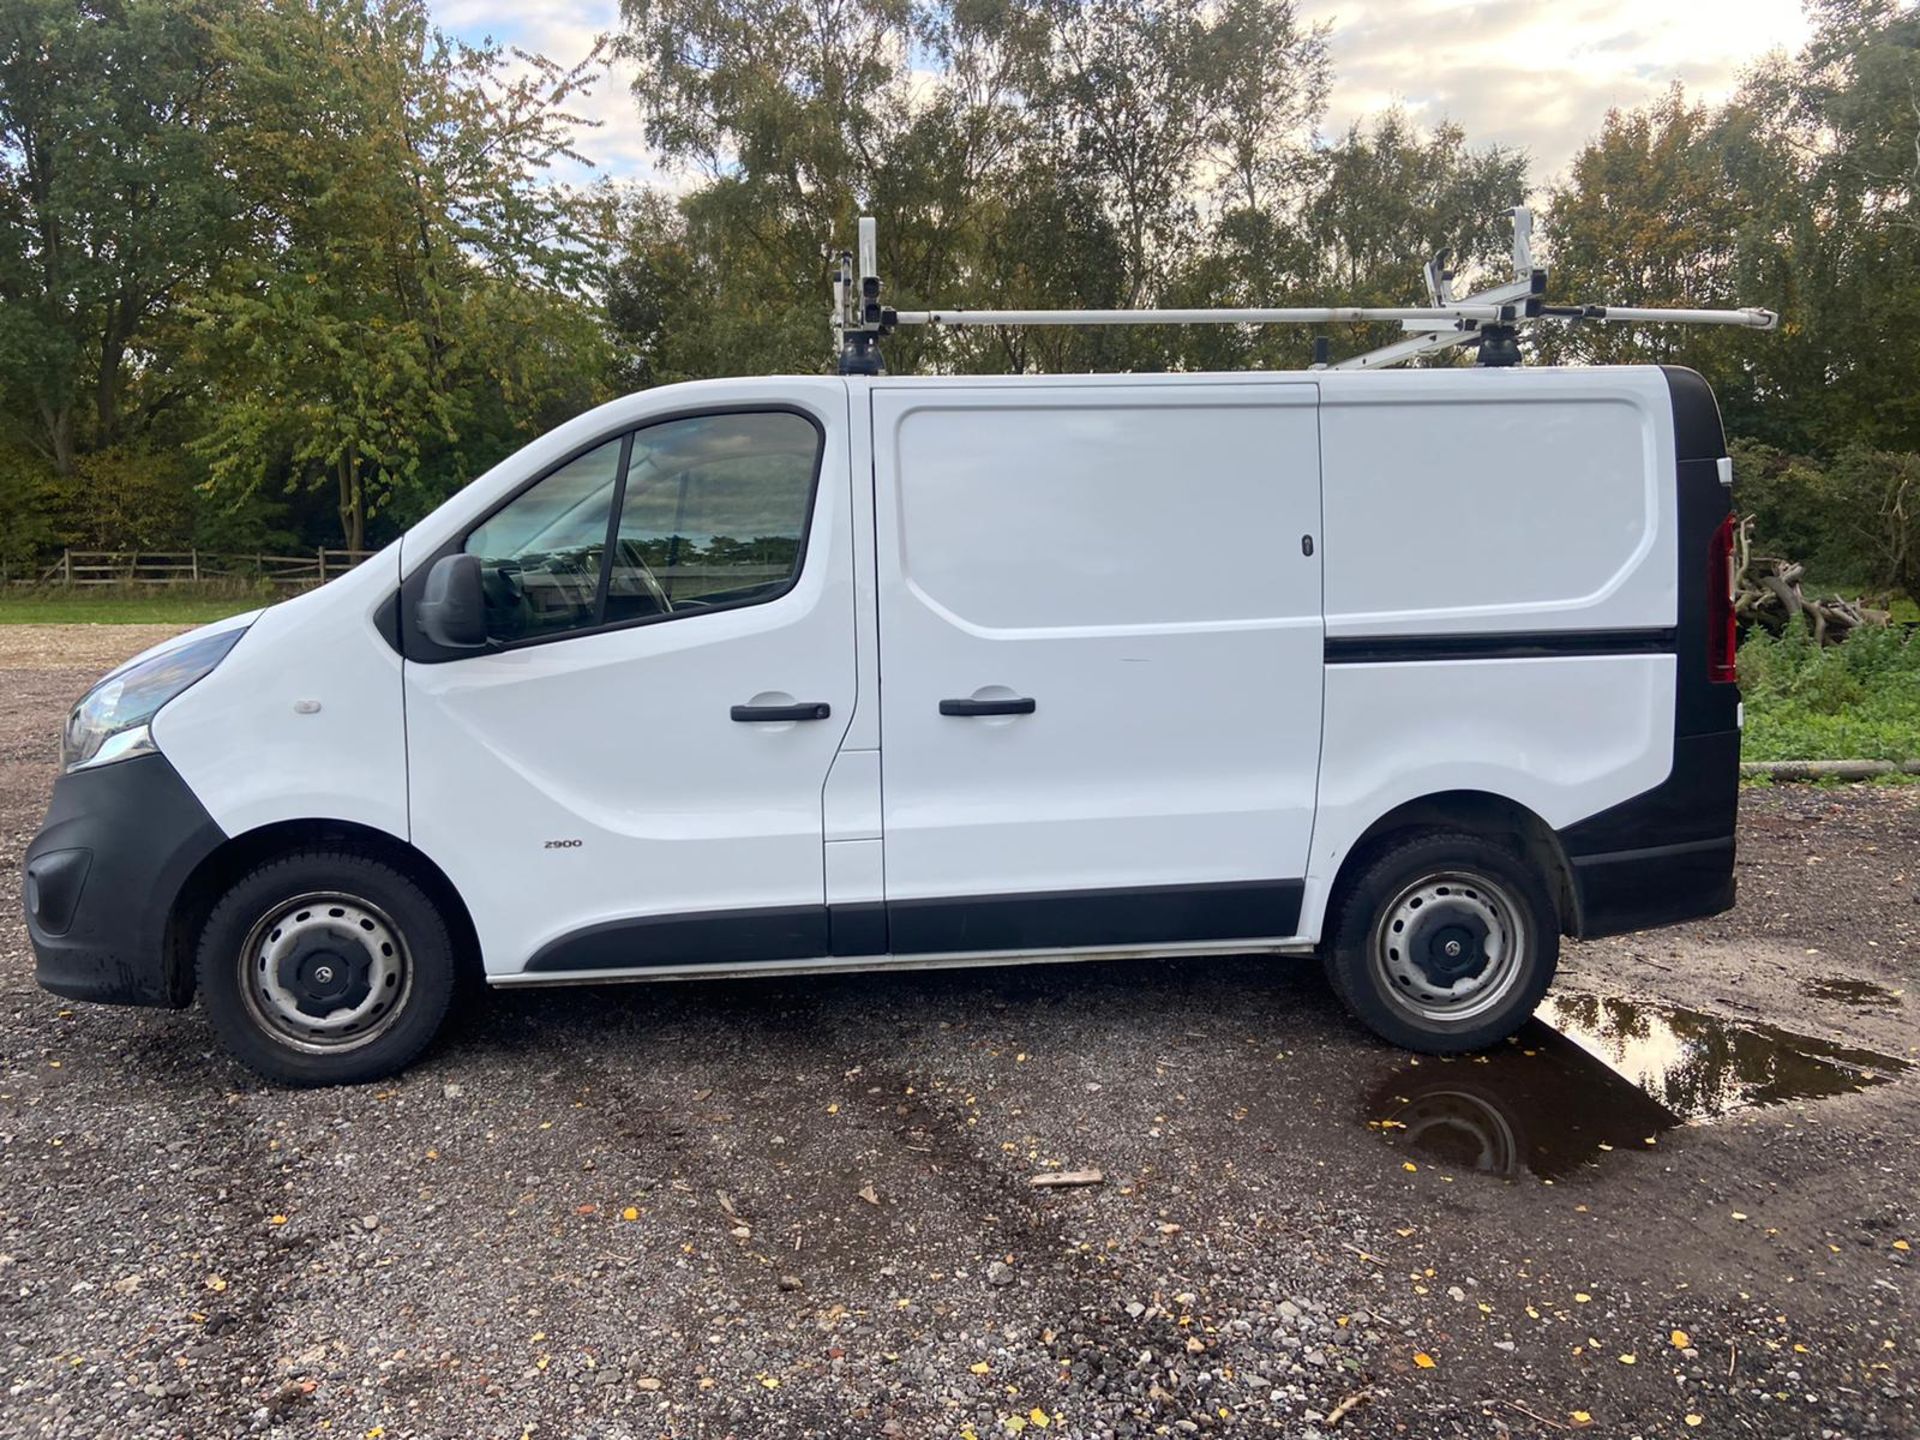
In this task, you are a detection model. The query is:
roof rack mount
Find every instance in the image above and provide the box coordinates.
[831,208,1777,375]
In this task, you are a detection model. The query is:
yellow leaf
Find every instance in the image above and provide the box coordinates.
[1685,1416,1703,1428]
[1672,1329,1692,1349]
[1029,1408,1050,1427]
[760,1376,780,1389]
[1395,1226,1416,1237]
[531,1332,546,1342]
[535,1355,549,1370]
[1402,1162,1418,1173]
[205,1276,227,1293]
[969,1362,990,1375]
[1571,1412,1592,1424]
[367,1429,385,1439]
[1575,1292,1592,1303]
[1005,1416,1026,1434]
[1894,1239,1911,1252]
[269,1215,288,1226]
[827,1104,839,1114]
[1618,1353,1637,1365]
[1413,1352,1436,1369]
[622,1207,640,1222]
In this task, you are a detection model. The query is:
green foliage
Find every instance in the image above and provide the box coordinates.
[188,0,612,550]
[1739,618,1920,761]
[0,0,245,475]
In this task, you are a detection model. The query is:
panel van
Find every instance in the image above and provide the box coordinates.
[22,365,1740,1084]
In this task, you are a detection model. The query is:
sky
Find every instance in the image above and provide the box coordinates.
[430,0,1815,191]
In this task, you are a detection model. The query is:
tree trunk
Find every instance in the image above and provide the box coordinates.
[37,397,75,477]
[336,450,365,553]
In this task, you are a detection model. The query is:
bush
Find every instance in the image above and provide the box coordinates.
[1738,617,1920,761]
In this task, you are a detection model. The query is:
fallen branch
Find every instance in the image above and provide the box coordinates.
[1030,1169,1105,1188]
[1741,759,1920,781]
[1733,516,1889,645]
[1498,1398,1569,1430]
[1325,1388,1371,1427]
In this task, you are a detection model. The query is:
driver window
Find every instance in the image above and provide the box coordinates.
[604,412,819,625]
[463,438,622,643]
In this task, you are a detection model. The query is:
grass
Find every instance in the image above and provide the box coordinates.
[0,589,273,624]
[1738,619,1920,763]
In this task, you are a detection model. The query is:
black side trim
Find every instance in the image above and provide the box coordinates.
[887,880,1303,955]
[828,902,889,957]
[1325,629,1676,665]
[521,880,1305,973]
[527,905,828,973]
[26,753,226,1007]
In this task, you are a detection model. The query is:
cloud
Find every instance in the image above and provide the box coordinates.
[1297,0,1812,182]
[428,0,1813,189]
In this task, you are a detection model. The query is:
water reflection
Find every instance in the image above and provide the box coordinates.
[1365,994,1909,1180]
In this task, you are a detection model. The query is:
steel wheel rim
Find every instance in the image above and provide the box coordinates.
[1369,869,1526,1024]
[238,891,412,1054]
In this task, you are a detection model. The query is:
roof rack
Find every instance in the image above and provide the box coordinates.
[830,208,1776,376]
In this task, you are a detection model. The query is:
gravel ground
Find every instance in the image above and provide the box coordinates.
[0,630,1914,1439]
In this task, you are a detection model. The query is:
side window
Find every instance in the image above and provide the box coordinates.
[604,412,819,625]
[464,438,623,644]
[459,412,820,647]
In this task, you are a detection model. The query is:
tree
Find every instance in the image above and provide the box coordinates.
[0,0,245,475]
[191,0,610,549]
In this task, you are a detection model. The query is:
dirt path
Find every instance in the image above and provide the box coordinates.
[0,629,1912,1438]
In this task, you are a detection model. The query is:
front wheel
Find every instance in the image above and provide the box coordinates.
[1323,829,1558,1054]
[197,848,457,1086]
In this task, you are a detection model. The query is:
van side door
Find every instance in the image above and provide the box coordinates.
[401,388,857,977]
[871,380,1324,953]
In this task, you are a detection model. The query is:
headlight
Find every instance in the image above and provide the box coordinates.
[61,626,248,773]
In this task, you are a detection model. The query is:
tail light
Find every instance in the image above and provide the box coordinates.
[1707,512,1737,684]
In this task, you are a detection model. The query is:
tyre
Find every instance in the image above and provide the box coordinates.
[196,848,457,1086]
[1323,828,1558,1054]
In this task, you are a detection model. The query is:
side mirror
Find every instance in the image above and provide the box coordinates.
[416,553,489,649]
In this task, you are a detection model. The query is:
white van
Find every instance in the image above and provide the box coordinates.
[23,365,1741,1085]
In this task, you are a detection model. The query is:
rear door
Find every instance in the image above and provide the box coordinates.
[871,380,1324,953]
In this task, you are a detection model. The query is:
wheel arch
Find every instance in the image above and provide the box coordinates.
[163,819,482,1006]
[1325,790,1576,937]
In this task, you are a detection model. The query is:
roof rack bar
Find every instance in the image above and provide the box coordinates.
[832,207,1778,373]
[891,305,1520,327]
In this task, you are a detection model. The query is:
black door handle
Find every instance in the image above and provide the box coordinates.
[939,697,1037,717]
[731,702,831,722]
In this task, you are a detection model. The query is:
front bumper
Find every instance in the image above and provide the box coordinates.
[23,753,225,1007]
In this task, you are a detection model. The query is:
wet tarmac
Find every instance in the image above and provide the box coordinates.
[1800,974,1905,1007]
[1365,991,1910,1180]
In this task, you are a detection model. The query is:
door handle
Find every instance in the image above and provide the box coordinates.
[939,697,1037,717]
[731,702,832,722]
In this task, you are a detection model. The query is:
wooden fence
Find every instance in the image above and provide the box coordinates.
[31,549,375,589]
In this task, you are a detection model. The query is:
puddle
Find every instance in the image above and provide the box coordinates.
[1365,993,1909,1180]
[1800,976,1904,1008]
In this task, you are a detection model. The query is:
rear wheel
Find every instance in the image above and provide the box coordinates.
[197,849,456,1086]
[1324,829,1558,1054]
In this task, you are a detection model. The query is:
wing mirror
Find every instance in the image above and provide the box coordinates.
[416,553,489,649]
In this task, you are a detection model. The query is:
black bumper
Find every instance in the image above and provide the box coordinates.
[23,753,225,1007]
[1559,729,1740,940]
